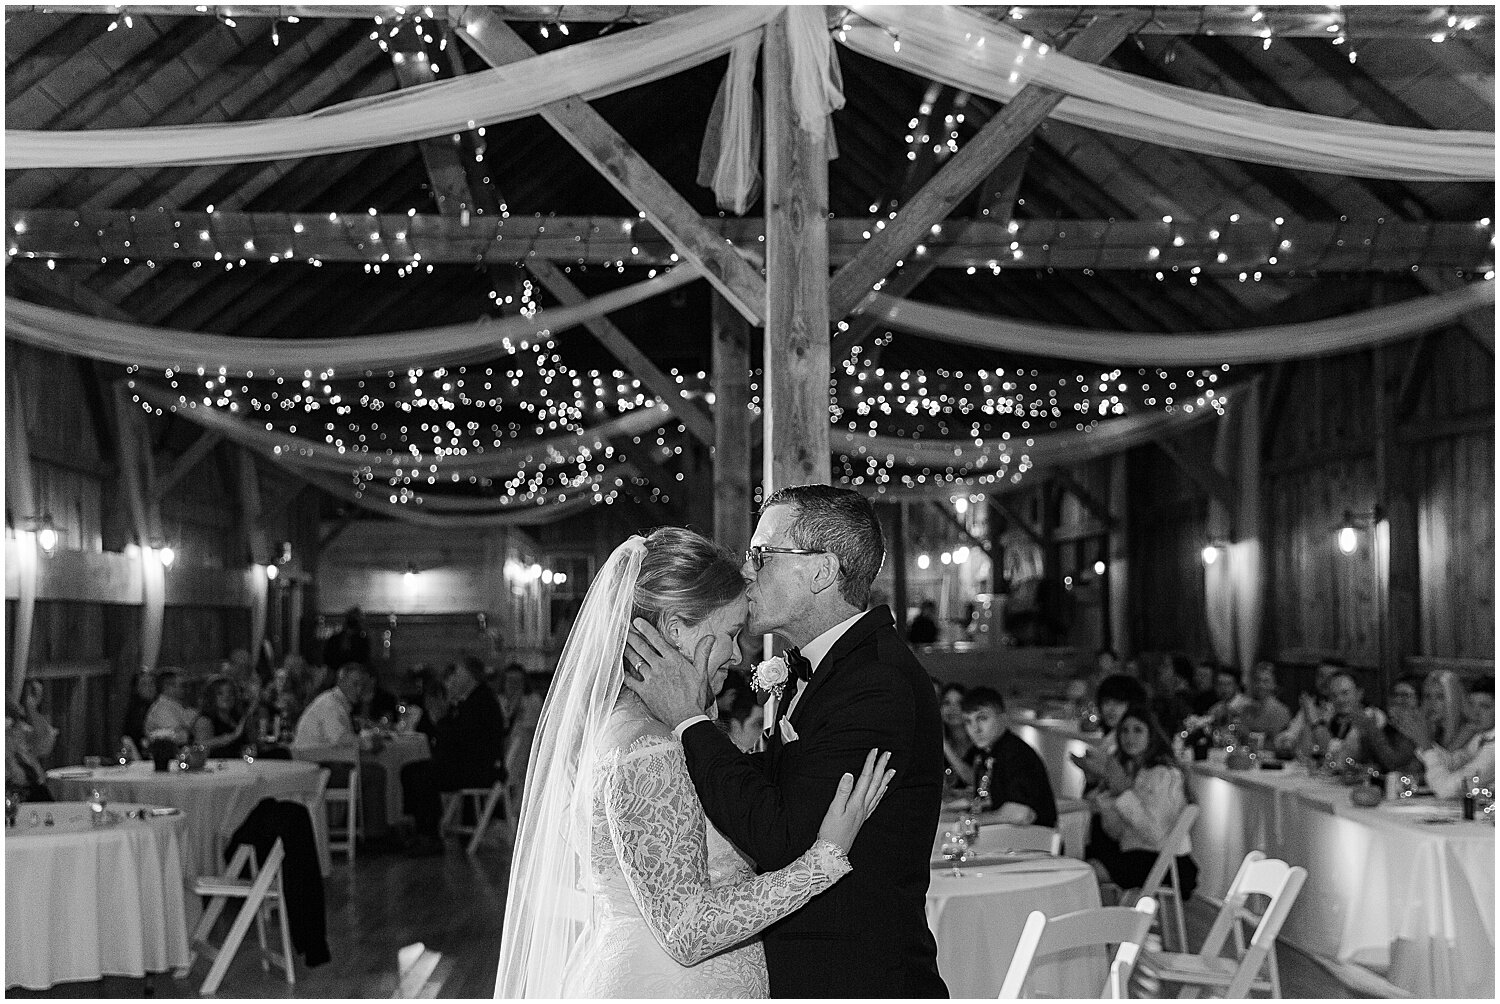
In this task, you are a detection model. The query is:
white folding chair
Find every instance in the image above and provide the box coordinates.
[999,897,1157,999]
[189,838,294,996]
[1138,850,1307,998]
[971,822,1064,856]
[440,766,517,855]
[1121,804,1199,952]
[285,767,332,876]
[292,745,361,863]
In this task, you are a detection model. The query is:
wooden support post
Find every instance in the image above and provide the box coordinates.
[1107,452,1130,657]
[990,495,1045,548]
[712,293,753,552]
[154,430,222,499]
[762,9,831,492]
[1375,346,1420,695]
[890,502,909,633]
[112,382,166,674]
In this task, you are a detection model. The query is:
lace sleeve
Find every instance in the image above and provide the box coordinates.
[604,738,851,967]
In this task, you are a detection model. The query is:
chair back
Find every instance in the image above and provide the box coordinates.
[972,823,1063,856]
[1194,850,1308,997]
[1138,804,1198,896]
[999,898,1157,999]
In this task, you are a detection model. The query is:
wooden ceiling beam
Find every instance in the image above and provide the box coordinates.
[6,6,1489,38]
[455,11,768,325]
[827,16,1135,321]
[19,209,1489,273]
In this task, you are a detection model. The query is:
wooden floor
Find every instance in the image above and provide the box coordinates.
[12,842,1364,999]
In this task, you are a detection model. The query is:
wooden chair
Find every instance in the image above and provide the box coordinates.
[971,822,1064,856]
[189,838,294,996]
[1120,804,1199,952]
[999,897,1157,999]
[1137,850,1307,998]
[440,767,517,855]
[291,745,361,863]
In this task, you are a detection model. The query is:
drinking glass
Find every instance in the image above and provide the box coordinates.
[940,831,970,877]
[241,743,257,765]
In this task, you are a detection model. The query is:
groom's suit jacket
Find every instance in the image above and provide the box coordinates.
[681,605,948,998]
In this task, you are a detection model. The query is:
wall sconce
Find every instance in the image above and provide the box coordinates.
[1093,559,1107,576]
[1338,508,1383,555]
[1201,541,1227,566]
[158,545,176,569]
[36,514,57,555]
[917,553,931,570]
[265,563,279,581]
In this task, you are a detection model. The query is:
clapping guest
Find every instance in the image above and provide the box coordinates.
[935,681,974,790]
[143,669,200,746]
[1393,676,1496,797]
[1312,670,1386,762]
[1351,676,1423,775]
[1420,669,1468,750]
[193,676,253,755]
[401,657,507,856]
[1080,704,1198,902]
[1228,662,1292,737]
[1273,659,1343,757]
[959,687,1056,826]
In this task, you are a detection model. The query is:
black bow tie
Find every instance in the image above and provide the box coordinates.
[785,647,813,683]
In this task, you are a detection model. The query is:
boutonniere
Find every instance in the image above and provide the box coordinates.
[750,656,790,703]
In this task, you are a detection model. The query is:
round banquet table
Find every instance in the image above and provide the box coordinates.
[926,856,1105,998]
[5,802,191,991]
[47,759,324,882]
[373,731,431,827]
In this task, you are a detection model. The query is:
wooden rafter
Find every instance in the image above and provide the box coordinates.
[1154,436,1232,507]
[1052,469,1118,529]
[826,15,1135,321]
[14,209,1489,273]
[154,430,223,499]
[927,499,993,557]
[455,11,767,325]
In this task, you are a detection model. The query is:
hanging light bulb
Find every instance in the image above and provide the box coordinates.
[1201,544,1221,566]
[1338,511,1359,554]
[265,563,279,581]
[917,553,931,570]
[1094,560,1106,576]
[36,516,57,554]
[159,546,176,569]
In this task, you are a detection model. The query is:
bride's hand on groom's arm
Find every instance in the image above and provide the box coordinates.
[623,618,715,730]
[817,748,896,855]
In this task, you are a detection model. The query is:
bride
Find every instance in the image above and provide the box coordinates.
[495,528,893,998]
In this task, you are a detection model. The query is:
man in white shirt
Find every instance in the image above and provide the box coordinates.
[142,670,200,745]
[292,662,376,753]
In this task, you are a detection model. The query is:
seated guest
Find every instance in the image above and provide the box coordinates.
[1186,658,1218,716]
[1312,670,1386,762]
[1200,666,1245,726]
[261,658,309,739]
[497,662,543,785]
[1094,673,1150,752]
[907,598,939,644]
[1151,656,1200,735]
[1273,659,1345,756]
[957,687,1057,827]
[17,680,59,766]
[936,681,974,790]
[719,685,765,754]
[362,676,401,726]
[1421,669,1469,751]
[1348,675,1423,775]
[5,702,53,803]
[123,670,158,752]
[292,662,380,754]
[143,669,201,746]
[1229,662,1292,738]
[1393,676,1495,797]
[401,657,507,856]
[1082,704,1198,901]
[194,675,253,755]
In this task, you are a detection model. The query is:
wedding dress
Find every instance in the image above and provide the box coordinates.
[495,536,851,999]
[563,697,849,998]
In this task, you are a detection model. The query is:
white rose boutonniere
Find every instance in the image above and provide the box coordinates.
[750,656,790,703]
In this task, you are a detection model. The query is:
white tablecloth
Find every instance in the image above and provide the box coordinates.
[1189,761,1496,998]
[926,856,1104,997]
[5,802,190,990]
[48,759,324,883]
[940,797,1090,859]
[373,731,431,826]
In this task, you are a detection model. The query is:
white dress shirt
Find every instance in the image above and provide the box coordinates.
[292,686,357,750]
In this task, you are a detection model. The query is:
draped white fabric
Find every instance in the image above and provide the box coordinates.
[6,7,778,168]
[839,388,1231,487]
[842,6,1494,181]
[857,281,1495,365]
[5,369,38,695]
[786,4,847,139]
[697,33,765,214]
[4,267,698,373]
[1204,382,1263,677]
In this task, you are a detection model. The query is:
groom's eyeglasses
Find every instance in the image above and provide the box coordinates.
[745,545,827,571]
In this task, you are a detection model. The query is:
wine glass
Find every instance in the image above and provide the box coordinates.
[940,830,969,877]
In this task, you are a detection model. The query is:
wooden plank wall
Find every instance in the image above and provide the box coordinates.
[1126,427,1212,658]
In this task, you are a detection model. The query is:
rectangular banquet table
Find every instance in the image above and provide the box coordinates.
[5,802,191,991]
[1188,758,1495,998]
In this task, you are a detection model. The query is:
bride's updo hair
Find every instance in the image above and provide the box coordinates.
[631,527,746,628]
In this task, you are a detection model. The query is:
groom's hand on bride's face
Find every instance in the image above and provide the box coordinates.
[623,618,715,730]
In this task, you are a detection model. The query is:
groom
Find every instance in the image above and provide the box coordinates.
[627,485,948,998]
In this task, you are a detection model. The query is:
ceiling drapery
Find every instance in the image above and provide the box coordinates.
[856,281,1496,365]
[842,5,1494,181]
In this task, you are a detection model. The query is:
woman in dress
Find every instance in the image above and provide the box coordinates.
[1082,703,1198,902]
[193,675,252,755]
[495,528,893,998]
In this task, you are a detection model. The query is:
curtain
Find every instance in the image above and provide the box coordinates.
[1203,381,1264,677]
[6,7,779,168]
[698,33,765,214]
[856,281,1494,365]
[4,266,698,373]
[842,6,1493,181]
[5,369,38,700]
[112,384,166,674]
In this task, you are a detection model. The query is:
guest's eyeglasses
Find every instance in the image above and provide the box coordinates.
[744,545,827,571]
